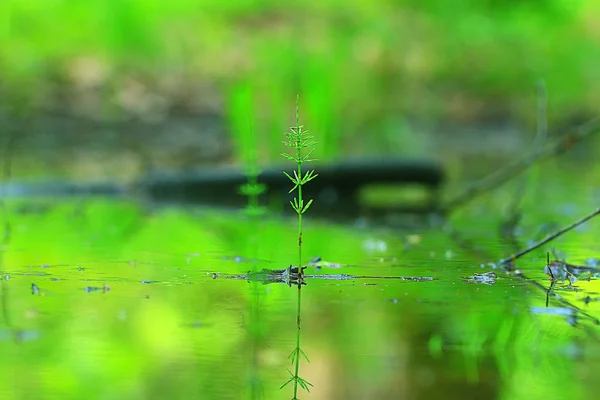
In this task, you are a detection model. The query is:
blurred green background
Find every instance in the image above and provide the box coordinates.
[1,2,600,400]
[1,0,599,179]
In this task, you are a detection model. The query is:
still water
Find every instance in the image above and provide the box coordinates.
[0,160,599,400]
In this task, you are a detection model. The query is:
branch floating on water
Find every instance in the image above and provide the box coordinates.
[499,206,600,268]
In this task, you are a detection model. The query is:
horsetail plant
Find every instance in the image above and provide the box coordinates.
[281,95,318,269]
[280,95,315,399]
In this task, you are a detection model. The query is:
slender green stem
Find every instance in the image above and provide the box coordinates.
[293,96,303,399]
[295,97,303,269]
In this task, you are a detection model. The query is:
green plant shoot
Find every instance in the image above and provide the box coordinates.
[281,95,318,269]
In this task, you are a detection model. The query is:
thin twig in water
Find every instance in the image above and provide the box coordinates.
[521,270,600,327]
[442,117,600,213]
[500,81,549,247]
[545,252,556,308]
[444,226,598,327]
[499,206,600,267]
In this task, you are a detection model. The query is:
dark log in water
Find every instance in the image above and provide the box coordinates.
[0,158,444,216]
[137,158,444,215]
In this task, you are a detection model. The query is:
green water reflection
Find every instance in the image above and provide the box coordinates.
[0,186,599,399]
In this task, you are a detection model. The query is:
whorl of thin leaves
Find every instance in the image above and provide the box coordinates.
[289,197,312,215]
[282,127,317,163]
[282,99,318,216]
[288,346,310,364]
[282,169,318,194]
[280,370,314,393]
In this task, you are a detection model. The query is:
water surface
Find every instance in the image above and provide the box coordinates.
[0,159,599,400]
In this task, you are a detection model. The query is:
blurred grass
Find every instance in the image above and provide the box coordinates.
[1,0,599,165]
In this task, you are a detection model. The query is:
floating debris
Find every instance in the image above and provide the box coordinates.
[544,260,600,281]
[31,283,40,295]
[306,274,435,282]
[308,256,343,269]
[463,272,498,285]
[216,268,435,284]
[217,266,307,286]
[83,284,111,293]
[248,266,306,286]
